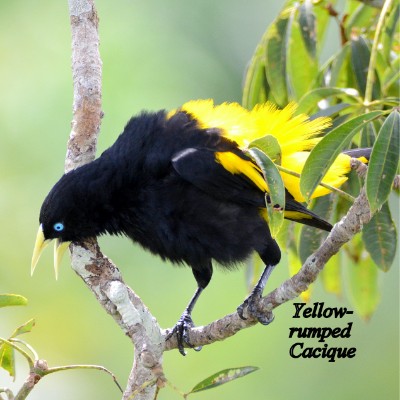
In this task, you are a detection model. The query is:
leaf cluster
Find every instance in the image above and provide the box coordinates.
[242,0,399,318]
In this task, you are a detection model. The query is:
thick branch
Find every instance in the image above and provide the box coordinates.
[66,1,164,399]
[66,0,102,171]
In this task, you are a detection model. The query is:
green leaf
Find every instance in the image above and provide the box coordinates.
[321,255,342,296]
[345,248,380,320]
[249,134,282,164]
[242,41,268,110]
[345,4,379,38]
[382,3,400,63]
[354,0,384,9]
[311,103,354,119]
[360,121,377,148]
[296,87,360,116]
[299,195,333,264]
[351,37,380,100]
[0,294,28,308]
[265,7,290,106]
[189,366,259,394]
[286,4,318,100]
[314,0,337,53]
[11,318,36,338]
[327,43,352,89]
[298,1,317,59]
[0,343,15,378]
[362,201,398,271]
[245,253,265,291]
[288,247,312,302]
[382,58,400,97]
[248,147,285,238]
[300,111,383,201]
[366,110,400,212]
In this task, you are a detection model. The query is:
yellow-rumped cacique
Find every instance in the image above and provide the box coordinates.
[31,100,369,355]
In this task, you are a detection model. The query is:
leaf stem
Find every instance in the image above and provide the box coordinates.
[45,364,123,392]
[10,339,39,362]
[364,0,394,107]
[0,337,34,369]
[277,165,355,203]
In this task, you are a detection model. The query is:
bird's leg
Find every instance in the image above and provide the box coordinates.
[166,287,203,356]
[237,264,276,325]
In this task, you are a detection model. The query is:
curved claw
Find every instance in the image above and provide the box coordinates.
[166,312,202,356]
[237,293,274,326]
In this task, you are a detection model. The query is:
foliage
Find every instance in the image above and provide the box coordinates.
[0,294,121,400]
[242,0,399,318]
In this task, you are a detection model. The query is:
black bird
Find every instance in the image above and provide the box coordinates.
[32,100,358,355]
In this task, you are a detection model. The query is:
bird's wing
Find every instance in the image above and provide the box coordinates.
[172,147,332,231]
[172,147,265,206]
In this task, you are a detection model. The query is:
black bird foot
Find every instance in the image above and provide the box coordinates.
[237,292,274,325]
[166,311,202,356]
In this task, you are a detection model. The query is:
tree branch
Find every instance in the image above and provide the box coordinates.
[66,1,164,399]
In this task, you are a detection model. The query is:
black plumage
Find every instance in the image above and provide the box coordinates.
[35,108,333,355]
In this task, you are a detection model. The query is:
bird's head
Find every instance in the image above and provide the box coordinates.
[31,169,101,278]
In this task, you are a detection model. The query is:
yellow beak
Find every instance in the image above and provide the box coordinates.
[31,224,71,279]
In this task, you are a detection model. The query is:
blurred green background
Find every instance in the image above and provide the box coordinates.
[0,1,398,399]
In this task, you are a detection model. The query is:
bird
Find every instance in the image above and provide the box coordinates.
[31,99,364,355]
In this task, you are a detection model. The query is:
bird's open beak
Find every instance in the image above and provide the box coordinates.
[31,224,71,279]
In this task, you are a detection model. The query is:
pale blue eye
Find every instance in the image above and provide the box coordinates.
[53,222,64,232]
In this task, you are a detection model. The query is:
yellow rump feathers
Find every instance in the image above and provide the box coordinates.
[171,99,351,202]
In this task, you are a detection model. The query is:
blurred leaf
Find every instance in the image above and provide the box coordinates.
[321,255,342,296]
[0,294,28,308]
[299,195,333,264]
[245,253,264,291]
[248,148,285,238]
[242,41,268,110]
[362,201,398,271]
[300,111,383,201]
[11,318,35,338]
[351,36,380,100]
[298,1,317,58]
[0,342,15,378]
[328,113,352,130]
[382,58,400,97]
[189,366,259,394]
[288,247,311,302]
[314,0,336,53]
[382,3,400,63]
[296,87,360,115]
[345,247,380,320]
[345,4,379,38]
[311,103,354,119]
[287,4,318,100]
[343,169,362,198]
[353,0,384,8]
[366,110,400,212]
[327,43,352,88]
[265,6,291,106]
[360,121,377,148]
[249,134,282,164]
